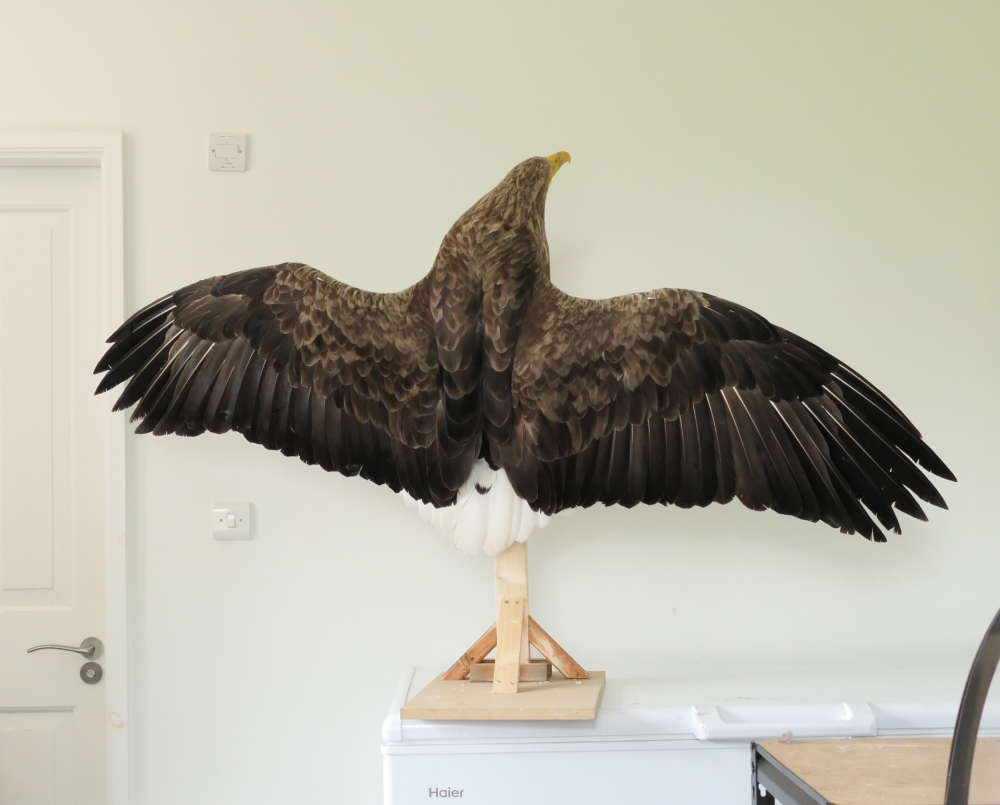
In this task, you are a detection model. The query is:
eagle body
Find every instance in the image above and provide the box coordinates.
[96,153,954,555]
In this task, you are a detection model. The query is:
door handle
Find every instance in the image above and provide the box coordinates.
[27,637,103,659]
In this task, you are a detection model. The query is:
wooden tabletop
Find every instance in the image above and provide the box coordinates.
[759,738,1000,805]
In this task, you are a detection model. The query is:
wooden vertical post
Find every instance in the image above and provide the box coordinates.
[492,541,528,694]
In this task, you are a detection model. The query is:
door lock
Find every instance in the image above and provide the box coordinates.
[80,662,103,685]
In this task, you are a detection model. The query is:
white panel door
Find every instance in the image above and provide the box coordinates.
[0,167,108,805]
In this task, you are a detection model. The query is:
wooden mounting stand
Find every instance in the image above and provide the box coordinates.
[400,542,606,721]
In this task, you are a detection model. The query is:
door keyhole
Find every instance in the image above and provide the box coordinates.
[80,662,103,685]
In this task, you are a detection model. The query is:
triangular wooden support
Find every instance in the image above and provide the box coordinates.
[440,617,589,684]
[440,543,589,690]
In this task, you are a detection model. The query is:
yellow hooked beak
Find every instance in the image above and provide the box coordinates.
[546,151,571,184]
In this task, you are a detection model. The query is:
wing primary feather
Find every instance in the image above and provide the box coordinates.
[96,315,173,390]
[114,327,184,412]
[822,388,948,509]
[829,376,955,481]
[811,395,926,521]
[824,460,886,542]
[802,399,902,532]
[834,363,919,436]
[132,336,200,433]
[817,395,928,521]
[104,292,176,346]
[132,332,200,425]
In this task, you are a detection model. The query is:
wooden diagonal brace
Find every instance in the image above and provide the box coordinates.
[528,617,589,679]
[440,624,497,681]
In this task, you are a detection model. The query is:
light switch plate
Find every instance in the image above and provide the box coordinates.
[208,133,247,171]
[212,501,251,540]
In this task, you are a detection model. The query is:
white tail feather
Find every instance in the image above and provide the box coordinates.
[400,459,549,556]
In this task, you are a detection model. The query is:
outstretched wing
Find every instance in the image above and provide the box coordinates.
[95,263,480,506]
[499,278,955,541]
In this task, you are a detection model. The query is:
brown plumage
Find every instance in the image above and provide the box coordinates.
[95,152,954,546]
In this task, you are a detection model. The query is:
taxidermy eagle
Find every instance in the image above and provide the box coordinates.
[95,152,954,556]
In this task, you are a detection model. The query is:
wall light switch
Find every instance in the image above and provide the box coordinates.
[212,501,251,540]
[209,133,247,171]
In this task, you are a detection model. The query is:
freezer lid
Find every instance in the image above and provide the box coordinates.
[383,656,1000,748]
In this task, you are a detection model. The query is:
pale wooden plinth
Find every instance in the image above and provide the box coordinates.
[760,737,1000,805]
[401,671,606,721]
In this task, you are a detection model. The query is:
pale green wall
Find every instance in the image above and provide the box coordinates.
[2,2,998,802]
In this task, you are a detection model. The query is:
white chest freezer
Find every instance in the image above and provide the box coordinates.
[382,657,1000,805]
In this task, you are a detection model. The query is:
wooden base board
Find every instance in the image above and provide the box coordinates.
[400,671,605,721]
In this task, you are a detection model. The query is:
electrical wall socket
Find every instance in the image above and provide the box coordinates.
[209,133,246,171]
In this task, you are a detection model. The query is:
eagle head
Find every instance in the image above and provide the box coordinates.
[471,152,571,227]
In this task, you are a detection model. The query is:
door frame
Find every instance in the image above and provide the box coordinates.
[0,132,128,805]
